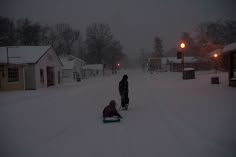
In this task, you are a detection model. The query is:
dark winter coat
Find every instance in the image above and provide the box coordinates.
[119,75,129,106]
[119,75,129,96]
[103,100,122,118]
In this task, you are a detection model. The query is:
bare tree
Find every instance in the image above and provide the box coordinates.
[72,35,87,60]
[0,16,16,46]
[85,23,113,63]
[195,21,232,57]
[48,23,80,55]
[153,36,163,57]
[103,40,124,73]
[16,18,48,45]
[224,20,236,44]
[196,21,226,46]
[180,32,199,57]
[139,48,149,71]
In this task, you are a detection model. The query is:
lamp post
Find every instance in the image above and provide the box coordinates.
[211,53,220,84]
[180,42,186,79]
[117,63,120,71]
[213,53,218,74]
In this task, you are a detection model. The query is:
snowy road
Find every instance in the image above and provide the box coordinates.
[0,70,235,157]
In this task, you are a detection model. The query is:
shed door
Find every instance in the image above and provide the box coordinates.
[231,53,236,78]
[0,72,2,89]
[47,67,54,87]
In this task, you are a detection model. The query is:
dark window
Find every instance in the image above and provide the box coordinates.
[8,68,19,82]
[232,53,236,77]
[58,71,60,84]
[40,69,44,84]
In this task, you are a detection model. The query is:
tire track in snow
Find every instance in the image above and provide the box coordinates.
[146,75,234,157]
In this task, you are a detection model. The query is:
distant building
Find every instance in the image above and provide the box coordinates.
[208,48,230,71]
[147,58,162,72]
[0,46,63,91]
[222,42,236,87]
[164,57,199,72]
[81,64,104,78]
[60,55,86,82]
[148,57,209,72]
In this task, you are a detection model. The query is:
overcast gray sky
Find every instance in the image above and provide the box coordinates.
[1,0,236,57]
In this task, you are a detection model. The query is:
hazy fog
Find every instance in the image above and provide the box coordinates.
[1,0,235,57]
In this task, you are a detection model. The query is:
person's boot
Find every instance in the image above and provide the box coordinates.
[124,104,128,110]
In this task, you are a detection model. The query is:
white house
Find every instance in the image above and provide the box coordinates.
[0,46,63,91]
[60,55,86,82]
[222,42,236,87]
[81,64,104,78]
[148,57,198,72]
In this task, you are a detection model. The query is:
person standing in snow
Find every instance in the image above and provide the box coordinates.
[119,74,129,110]
[103,100,122,119]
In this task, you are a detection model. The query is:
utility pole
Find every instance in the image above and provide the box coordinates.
[140,48,145,71]
[6,46,20,64]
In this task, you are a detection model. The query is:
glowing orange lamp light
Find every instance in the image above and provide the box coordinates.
[214,53,218,58]
[180,42,186,49]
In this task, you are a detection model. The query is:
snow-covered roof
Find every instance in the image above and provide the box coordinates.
[76,57,86,63]
[60,55,86,69]
[165,57,197,63]
[148,57,161,61]
[209,49,223,57]
[148,57,197,64]
[0,46,51,64]
[222,42,236,54]
[184,67,195,71]
[161,57,168,64]
[60,58,75,69]
[81,64,103,70]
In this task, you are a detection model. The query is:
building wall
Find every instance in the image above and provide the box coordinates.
[73,59,85,79]
[148,58,162,71]
[62,69,74,82]
[62,59,85,82]
[35,48,62,89]
[0,65,24,91]
[74,60,81,76]
[229,51,236,79]
[24,64,36,90]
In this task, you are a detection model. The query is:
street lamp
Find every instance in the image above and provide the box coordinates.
[213,53,218,74]
[214,53,218,58]
[180,42,186,79]
[211,53,220,84]
[180,42,186,49]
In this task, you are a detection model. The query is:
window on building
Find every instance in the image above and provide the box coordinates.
[58,71,61,84]
[232,53,236,78]
[73,72,77,80]
[40,69,44,84]
[8,68,19,82]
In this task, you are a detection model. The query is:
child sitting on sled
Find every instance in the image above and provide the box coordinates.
[103,100,122,122]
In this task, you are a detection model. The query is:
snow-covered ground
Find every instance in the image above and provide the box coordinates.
[0,70,235,157]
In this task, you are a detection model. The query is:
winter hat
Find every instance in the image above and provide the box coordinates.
[123,74,128,80]
[109,100,116,107]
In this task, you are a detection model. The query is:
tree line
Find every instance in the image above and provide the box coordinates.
[151,20,236,58]
[0,16,126,71]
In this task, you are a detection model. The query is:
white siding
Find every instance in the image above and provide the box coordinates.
[35,48,62,89]
[24,64,36,90]
[60,56,85,82]
[73,59,83,78]
[62,69,74,82]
